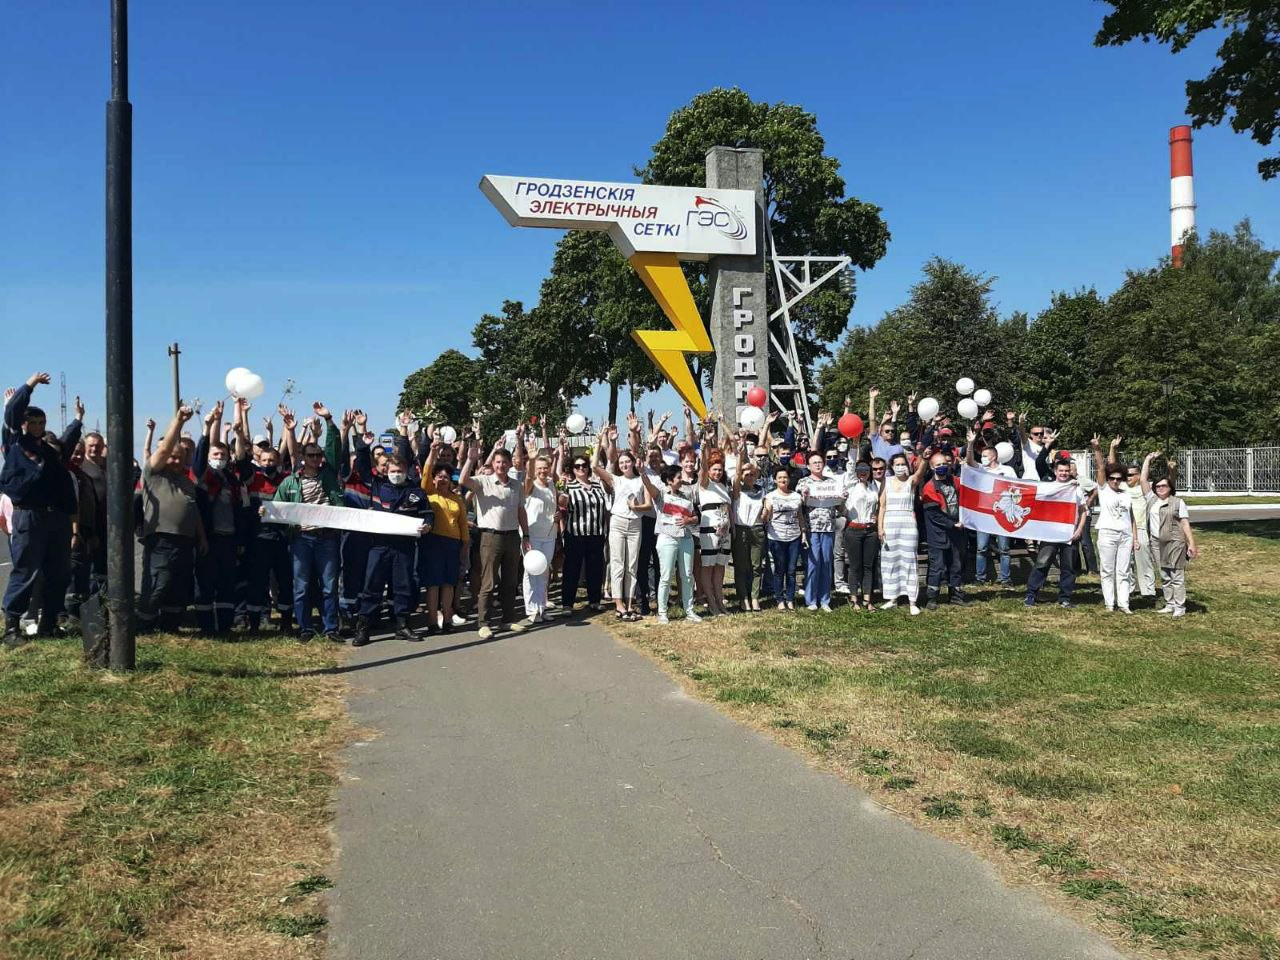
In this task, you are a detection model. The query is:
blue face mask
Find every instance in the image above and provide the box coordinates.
[933,464,951,479]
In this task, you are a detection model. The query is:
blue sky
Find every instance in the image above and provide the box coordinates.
[2,0,1274,445]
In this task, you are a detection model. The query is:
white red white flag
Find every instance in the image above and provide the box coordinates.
[957,465,1081,544]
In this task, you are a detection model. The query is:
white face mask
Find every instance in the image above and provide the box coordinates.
[893,464,909,479]
[209,457,227,471]
[388,471,407,486]
[982,456,997,469]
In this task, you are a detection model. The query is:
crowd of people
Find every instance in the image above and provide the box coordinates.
[1,374,1200,649]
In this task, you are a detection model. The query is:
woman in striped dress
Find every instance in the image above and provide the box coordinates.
[877,450,927,615]
[558,453,611,614]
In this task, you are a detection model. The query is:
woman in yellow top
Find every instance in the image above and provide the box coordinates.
[420,439,469,635]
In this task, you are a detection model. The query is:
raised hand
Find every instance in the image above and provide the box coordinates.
[340,409,355,432]
[263,415,273,431]
[3,387,14,404]
[74,395,85,421]
[27,372,52,388]
[281,407,297,430]
[145,417,156,431]
[1090,434,1101,449]
[889,399,901,418]
[398,410,413,429]
[204,404,219,429]
[868,386,880,400]
[177,405,194,423]
[606,424,619,442]
[1111,435,1123,449]
[312,401,332,420]
[626,412,639,432]
[907,391,917,406]
[1006,409,1016,424]
[766,409,780,424]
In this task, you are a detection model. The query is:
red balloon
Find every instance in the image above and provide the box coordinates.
[838,413,864,438]
[746,386,767,408]
[792,452,807,467]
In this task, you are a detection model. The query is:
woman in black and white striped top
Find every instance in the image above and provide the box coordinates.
[558,450,611,612]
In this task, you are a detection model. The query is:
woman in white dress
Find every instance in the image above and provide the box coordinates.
[595,448,651,622]
[522,455,559,623]
[877,450,927,615]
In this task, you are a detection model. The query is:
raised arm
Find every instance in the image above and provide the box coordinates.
[143,417,156,459]
[1140,450,1158,495]
[867,386,878,433]
[233,397,252,462]
[280,406,299,470]
[149,406,194,472]
[1091,435,1106,485]
[313,402,340,470]
[458,437,482,492]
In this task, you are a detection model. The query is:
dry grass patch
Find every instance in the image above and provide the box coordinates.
[0,634,350,960]
[608,522,1280,960]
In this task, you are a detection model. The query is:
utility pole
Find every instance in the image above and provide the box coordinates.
[105,0,135,671]
[168,342,181,412]
[60,372,68,432]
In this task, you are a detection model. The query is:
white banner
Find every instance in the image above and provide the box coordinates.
[261,501,424,537]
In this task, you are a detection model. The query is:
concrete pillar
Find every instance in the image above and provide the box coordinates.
[706,147,767,424]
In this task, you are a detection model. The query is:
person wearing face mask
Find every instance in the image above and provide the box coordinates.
[352,440,433,647]
[920,447,969,611]
[192,400,251,635]
[761,466,806,610]
[878,451,927,615]
[842,460,880,611]
[968,438,1017,587]
[1140,451,1197,617]
[516,453,557,626]
[242,441,294,634]
[798,450,843,612]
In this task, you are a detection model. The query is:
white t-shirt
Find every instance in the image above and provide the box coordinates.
[843,480,880,524]
[524,483,558,539]
[660,449,679,466]
[654,488,696,540]
[734,482,766,527]
[610,474,647,520]
[981,461,1018,481]
[1096,484,1134,533]
[765,490,803,541]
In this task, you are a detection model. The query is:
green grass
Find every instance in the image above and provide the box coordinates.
[0,635,345,960]
[1183,495,1280,505]
[614,521,1280,959]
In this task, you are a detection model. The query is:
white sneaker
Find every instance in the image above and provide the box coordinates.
[1105,605,1114,612]
[909,605,921,616]
[656,613,669,625]
[1156,605,1174,614]
[819,603,832,613]
[834,584,850,595]
[451,614,467,626]
[1119,607,1132,615]
[478,625,493,640]
[684,609,703,623]
[1172,608,1186,618]
[880,600,896,611]
[807,604,818,611]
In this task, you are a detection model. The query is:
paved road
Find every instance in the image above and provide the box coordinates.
[327,620,1123,960]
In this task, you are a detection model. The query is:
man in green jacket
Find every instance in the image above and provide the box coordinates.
[274,403,345,643]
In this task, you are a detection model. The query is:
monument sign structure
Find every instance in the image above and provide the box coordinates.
[480,147,766,423]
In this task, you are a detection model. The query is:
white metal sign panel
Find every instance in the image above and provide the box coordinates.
[480,175,757,260]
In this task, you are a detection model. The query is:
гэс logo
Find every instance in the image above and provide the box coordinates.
[688,196,748,241]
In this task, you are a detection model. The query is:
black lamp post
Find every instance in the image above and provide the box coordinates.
[1160,377,1174,451]
[105,0,135,670]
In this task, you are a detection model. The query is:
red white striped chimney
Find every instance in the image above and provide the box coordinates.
[1169,125,1195,267]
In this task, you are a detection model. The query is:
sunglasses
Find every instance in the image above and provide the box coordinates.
[1030,432,1044,438]
[573,462,589,469]
[1108,475,1123,481]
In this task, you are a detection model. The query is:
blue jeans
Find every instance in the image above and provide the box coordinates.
[291,533,340,633]
[656,534,694,613]
[975,531,1011,583]
[767,538,801,603]
[805,531,834,606]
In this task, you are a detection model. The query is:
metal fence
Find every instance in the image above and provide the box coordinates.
[1172,447,1280,495]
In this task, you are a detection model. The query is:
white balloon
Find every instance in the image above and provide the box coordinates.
[738,405,765,429]
[956,377,975,396]
[438,425,457,445]
[225,367,250,393]
[237,373,265,400]
[523,549,549,577]
[917,397,940,421]
[995,441,1014,464]
[566,413,586,434]
[957,397,979,420]
[973,388,992,407]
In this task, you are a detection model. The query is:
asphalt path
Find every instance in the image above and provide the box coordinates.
[326,619,1124,960]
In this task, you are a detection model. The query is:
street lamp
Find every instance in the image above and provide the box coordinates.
[1160,377,1174,450]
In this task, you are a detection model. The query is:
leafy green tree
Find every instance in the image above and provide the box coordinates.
[639,87,890,391]
[1016,290,1104,432]
[396,348,484,428]
[818,258,1020,417]
[1095,0,1280,179]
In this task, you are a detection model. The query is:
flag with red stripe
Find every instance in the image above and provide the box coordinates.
[958,464,1080,543]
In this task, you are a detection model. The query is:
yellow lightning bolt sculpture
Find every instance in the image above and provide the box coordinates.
[627,252,710,420]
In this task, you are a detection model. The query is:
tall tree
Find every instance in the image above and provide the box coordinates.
[639,87,890,394]
[397,348,485,429]
[818,258,1019,416]
[1095,0,1280,179]
[1017,290,1104,432]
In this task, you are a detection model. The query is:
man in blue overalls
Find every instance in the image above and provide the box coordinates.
[2,372,83,646]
